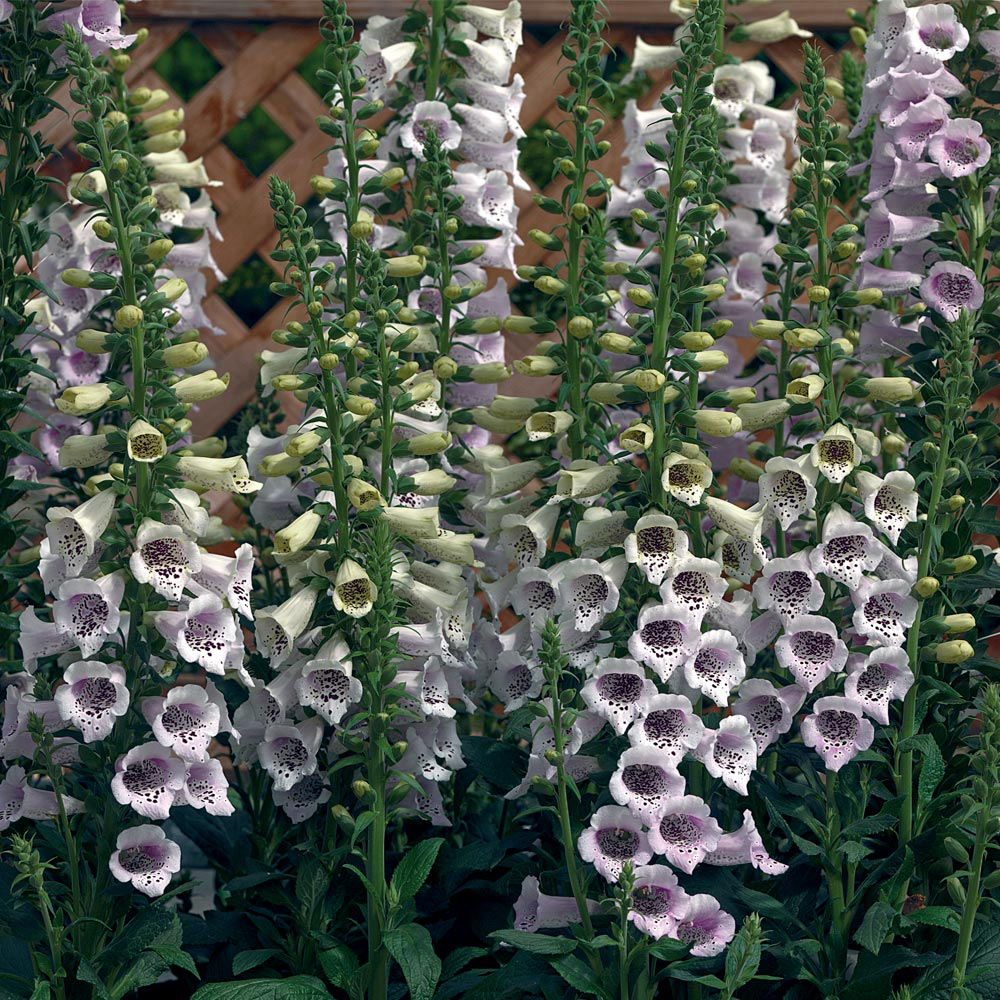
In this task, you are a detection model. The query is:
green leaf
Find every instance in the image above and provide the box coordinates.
[855,901,896,956]
[440,946,488,982]
[648,938,691,961]
[549,954,607,996]
[389,838,444,904]
[233,949,282,976]
[489,930,578,955]
[383,923,441,1000]
[191,976,334,1000]
[902,907,960,933]
[296,858,330,917]
[29,984,51,1000]
[905,733,946,808]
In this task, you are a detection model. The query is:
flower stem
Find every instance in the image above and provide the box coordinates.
[952,795,989,1000]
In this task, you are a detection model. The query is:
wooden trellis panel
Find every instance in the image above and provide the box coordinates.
[38,1,857,436]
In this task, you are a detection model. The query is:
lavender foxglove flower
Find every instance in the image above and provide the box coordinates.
[851,577,918,648]
[697,716,758,796]
[581,658,657,735]
[809,504,884,589]
[142,684,221,762]
[513,875,599,932]
[759,456,818,530]
[752,553,825,623]
[674,894,737,957]
[627,693,706,764]
[129,520,203,601]
[54,660,129,743]
[273,773,331,823]
[704,809,788,874]
[627,865,691,940]
[108,825,182,898]
[682,629,746,707]
[844,647,915,725]
[488,650,542,712]
[660,556,726,619]
[731,679,805,753]
[609,745,685,824]
[258,720,324,791]
[775,615,849,692]
[154,594,239,675]
[0,766,84,831]
[646,796,723,874]
[577,804,653,883]
[920,261,984,322]
[801,697,875,772]
[927,118,991,177]
[179,759,233,816]
[627,603,702,680]
[855,470,919,545]
[111,743,186,820]
[52,572,124,657]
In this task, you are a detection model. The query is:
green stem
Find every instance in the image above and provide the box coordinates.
[952,795,990,999]
[824,772,847,968]
[619,896,630,1000]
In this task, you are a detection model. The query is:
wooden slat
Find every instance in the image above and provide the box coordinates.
[137,1,856,27]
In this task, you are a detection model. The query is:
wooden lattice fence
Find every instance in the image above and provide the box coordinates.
[39,0,859,437]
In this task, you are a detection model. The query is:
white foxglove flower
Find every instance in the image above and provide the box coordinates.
[554,557,625,633]
[45,488,115,576]
[154,594,238,675]
[624,36,682,82]
[731,679,805,753]
[457,1,522,53]
[810,423,862,484]
[499,504,559,568]
[400,100,463,160]
[628,603,702,681]
[191,542,254,619]
[258,719,324,791]
[175,455,261,494]
[16,608,74,671]
[683,630,746,708]
[844,647,915,725]
[273,773,331,823]
[578,804,653,883]
[661,556,726,620]
[489,650,542,712]
[697,716,758,796]
[704,809,788,875]
[662,452,712,507]
[775,614,849,691]
[108,825,181,898]
[646,795,723,874]
[163,487,210,539]
[624,512,689,585]
[142,684,221,762]
[702,498,766,564]
[581,658,657,735]
[53,573,125,657]
[0,765,84,831]
[852,577,918,648]
[457,75,526,139]
[809,504,884,589]
[256,588,318,664]
[801,696,875,772]
[130,519,202,601]
[111,742,186,819]
[509,566,563,627]
[58,432,111,468]
[397,727,451,783]
[54,661,129,743]
[855,470,919,545]
[457,37,514,85]
[179,758,233,816]
[741,12,812,43]
[711,63,773,120]
[759,455,817,530]
[297,647,362,725]
[358,40,416,101]
[751,552,824,623]
[628,693,705,764]
[609,745,685,824]
[576,508,630,559]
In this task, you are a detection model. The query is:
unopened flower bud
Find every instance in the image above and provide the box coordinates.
[274,510,322,555]
[750,319,786,340]
[76,329,112,354]
[433,356,458,379]
[807,285,830,303]
[635,369,666,393]
[162,341,209,368]
[915,576,940,598]
[470,362,511,384]
[882,432,906,455]
[785,327,823,349]
[695,409,742,437]
[515,355,558,377]
[385,254,425,278]
[260,452,302,477]
[729,458,763,482]
[310,175,336,197]
[56,383,114,416]
[865,376,916,403]
[534,276,566,295]
[693,349,728,372]
[568,316,593,339]
[143,108,184,135]
[352,780,374,802]
[599,333,636,354]
[825,78,845,99]
[62,268,93,288]
[680,331,714,351]
[934,640,974,664]
[408,431,452,456]
[143,129,185,154]
[627,287,654,308]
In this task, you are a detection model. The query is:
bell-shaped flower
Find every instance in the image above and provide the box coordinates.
[628,603,702,681]
[142,684,220,762]
[647,795,723,874]
[45,487,115,577]
[273,773,331,823]
[296,646,362,725]
[111,742,186,819]
[852,576,918,648]
[578,804,653,883]
[552,460,620,504]
[108,825,181,898]
[609,745,685,824]
[920,261,984,323]
[732,679,805,753]
[627,865,691,940]
[683,630,746,708]
[489,650,542,713]
[662,452,712,506]
[129,519,202,601]
[855,470,919,545]
[628,693,705,764]
[457,37,514,85]
[256,588,318,664]
[457,74,526,140]
[53,572,124,657]
[703,498,767,565]
[928,118,991,178]
[704,809,788,875]
[581,658,657,735]
[844,647,915,725]
[675,894,737,957]
[554,557,625,633]
[396,727,452,784]
[697,716,758,796]
[625,512,689,585]
[810,423,861,484]
[175,455,261,494]
[498,504,559,569]
[258,719,324,791]
[508,566,563,628]
[358,39,416,101]
[801,696,875,772]
[760,455,817,530]
[179,758,233,816]
[331,560,378,619]
[154,594,238,675]
[775,614,849,691]
[400,100,462,159]
[0,765,84,831]
[54,660,129,743]
[163,487,210,539]
[513,875,599,933]
[752,552,824,623]
[809,504,884,589]
[457,1,522,51]
[902,3,969,61]
[191,542,254,619]
[660,556,726,620]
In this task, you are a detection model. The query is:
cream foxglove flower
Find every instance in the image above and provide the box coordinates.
[499,504,560,569]
[256,588,318,663]
[552,460,620,504]
[702,497,766,562]
[274,510,322,556]
[662,452,712,507]
[58,432,111,469]
[575,508,629,559]
[332,560,377,619]
[418,530,481,567]
[625,512,690,585]
[484,459,542,498]
[810,423,861,484]
[525,410,573,442]
[176,455,261,494]
[380,505,440,540]
[172,369,229,403]
[55,383,112,416]
[126,419,167,463]
[740,12,812,43]
[45,488,115,576]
